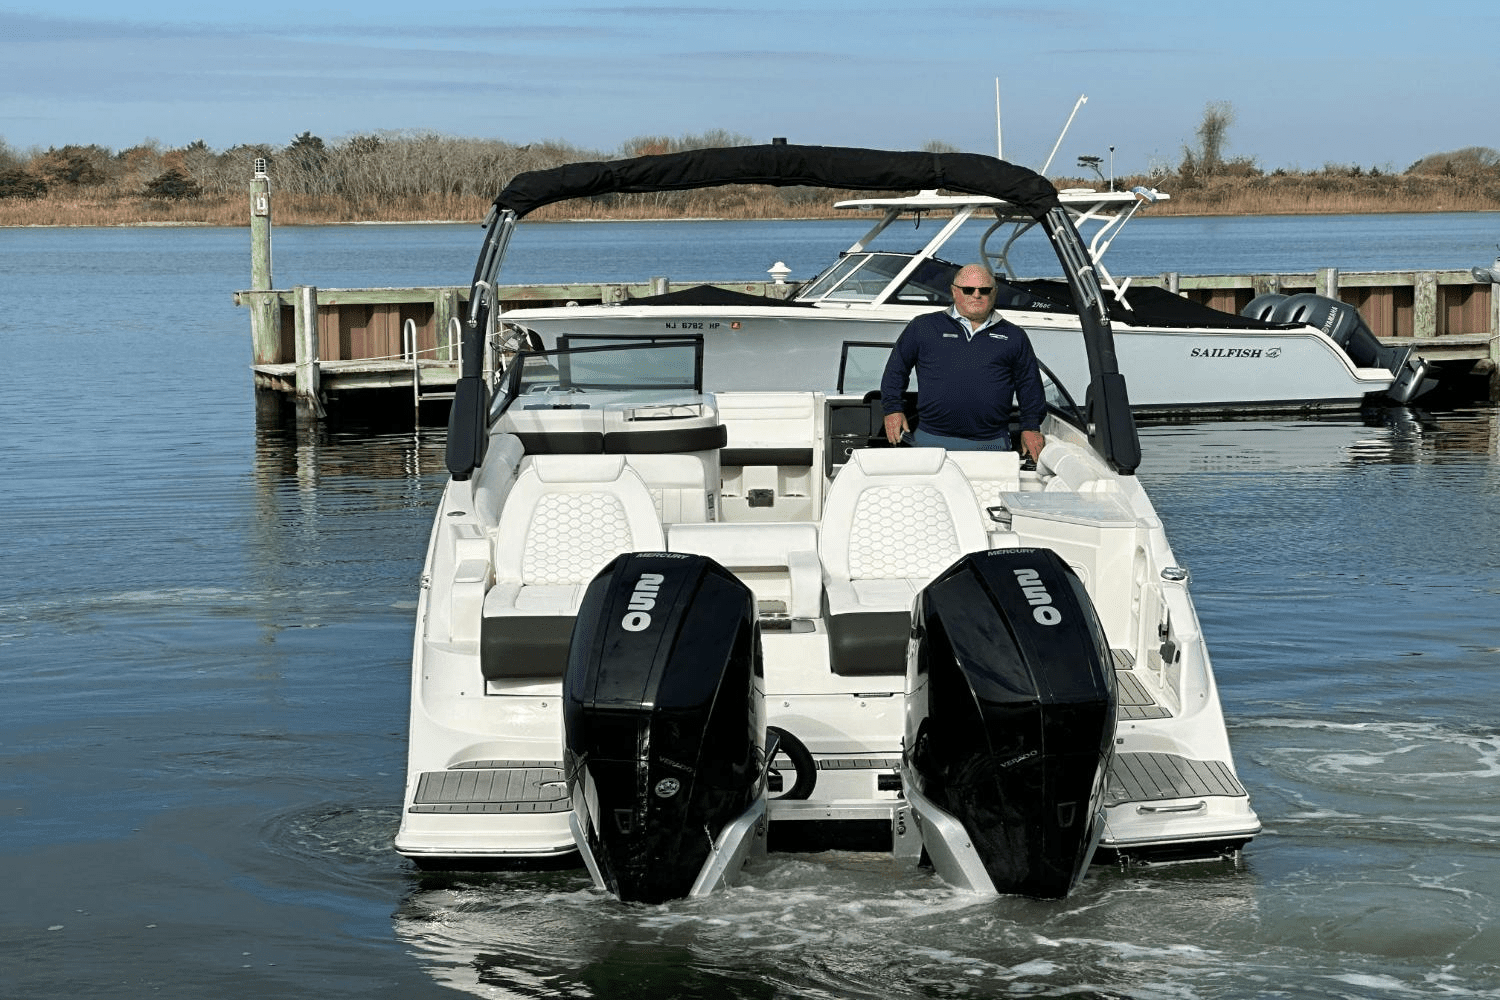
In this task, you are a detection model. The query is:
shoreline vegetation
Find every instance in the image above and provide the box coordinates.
[4,122,1499,228]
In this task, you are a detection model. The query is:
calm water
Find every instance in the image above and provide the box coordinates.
[246,210,1500,288]
[3,217,1500,998]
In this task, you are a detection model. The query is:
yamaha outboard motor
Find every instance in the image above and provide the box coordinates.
[1240,292,1288,323]
[1262,293,1437,404]
[903,548,1115,898]
[564,552,767,903]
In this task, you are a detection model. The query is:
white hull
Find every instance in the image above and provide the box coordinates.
[396,393,1259,875]
[503,301,1392,411]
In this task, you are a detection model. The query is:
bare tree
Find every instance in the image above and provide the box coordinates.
[1192,101,1235,176]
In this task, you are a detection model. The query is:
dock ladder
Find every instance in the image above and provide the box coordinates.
[404,317,461,422]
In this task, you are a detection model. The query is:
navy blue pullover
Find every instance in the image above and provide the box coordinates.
[879,309,1046,440]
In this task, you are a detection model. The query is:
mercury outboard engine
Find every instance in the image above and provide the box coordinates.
[564,552,766,904]
[903,548,1116,898]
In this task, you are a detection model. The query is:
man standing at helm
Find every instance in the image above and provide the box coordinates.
[880,263,1047,460]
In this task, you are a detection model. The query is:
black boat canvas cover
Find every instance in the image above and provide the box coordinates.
[492,144,1061,222]
[448,143,1140,479]
[626,284,814,309]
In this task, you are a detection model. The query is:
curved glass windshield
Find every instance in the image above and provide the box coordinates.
[799,253,961,306]
[797,254,865,300]
[488,336,705,422]
[802,253,905,301]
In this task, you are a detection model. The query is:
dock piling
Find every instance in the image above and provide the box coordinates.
[293,284,324,417]
[1317,267,1339,300]
[248,162,281,367]
[1414,272,1438,339]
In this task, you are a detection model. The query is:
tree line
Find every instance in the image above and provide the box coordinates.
[0,129,770,204]
[1170,100,1499,188]
[1,110,1497,219]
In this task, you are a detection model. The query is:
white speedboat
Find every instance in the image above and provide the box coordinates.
[395,144,1260,902]
[504,187,1436,413]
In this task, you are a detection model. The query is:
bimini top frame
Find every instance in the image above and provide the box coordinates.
[445,143,1140,480]
[812,186,1167,308]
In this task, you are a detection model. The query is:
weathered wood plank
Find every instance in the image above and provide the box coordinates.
[293,285,319,402]
[1413,271,1438,338]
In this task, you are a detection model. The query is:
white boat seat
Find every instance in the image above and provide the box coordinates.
[715,391,822,518]
[818,447,989,676]
[715,391,819,467]
[623,453,715,524]
[481,454,665,680]
[498,404,607,455]
[667,522,821,619]
[471,434,527,526]
[946,449,1021,511]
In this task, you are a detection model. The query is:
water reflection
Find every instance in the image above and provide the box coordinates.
[1352,403,1500,464]
[252,390,449,485]
[1137,402,1500,474]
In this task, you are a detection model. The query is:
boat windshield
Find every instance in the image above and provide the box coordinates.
[799,254,959,306]
[489,336,705,421]
[837,341,909,395]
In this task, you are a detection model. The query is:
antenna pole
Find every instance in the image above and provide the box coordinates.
[995,78,1003,160]
[1039,94,1087,175]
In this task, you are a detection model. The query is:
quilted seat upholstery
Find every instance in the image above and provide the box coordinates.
[946,449,1021,512]
[818,448,989,676]
[481,454,665,681]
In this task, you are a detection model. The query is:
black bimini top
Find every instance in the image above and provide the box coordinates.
[492,144,1062,222]
[447,143,1141,480]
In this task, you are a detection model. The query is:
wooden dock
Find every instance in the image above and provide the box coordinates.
[236,268,1499,418]
[235,165,1499,417]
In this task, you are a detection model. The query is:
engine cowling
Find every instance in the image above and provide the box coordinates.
[564,552,765,903]
[903,547,1116,898]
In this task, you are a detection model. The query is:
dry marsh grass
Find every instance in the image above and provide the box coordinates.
[1138,170,1500,216]
[3,173,1497,227]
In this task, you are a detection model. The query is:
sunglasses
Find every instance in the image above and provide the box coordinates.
[953,285,995,296]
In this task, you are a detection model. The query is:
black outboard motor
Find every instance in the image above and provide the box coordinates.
[564,552,766,904]
[1274,293,1405,372]
[1240,292,1287,322]
[1249,292,1437,403]
[903,548,1116,898]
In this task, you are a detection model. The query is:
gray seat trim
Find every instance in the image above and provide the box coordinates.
[480,615,575,679]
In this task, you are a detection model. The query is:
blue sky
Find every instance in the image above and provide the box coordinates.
[2,1,1495,176]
